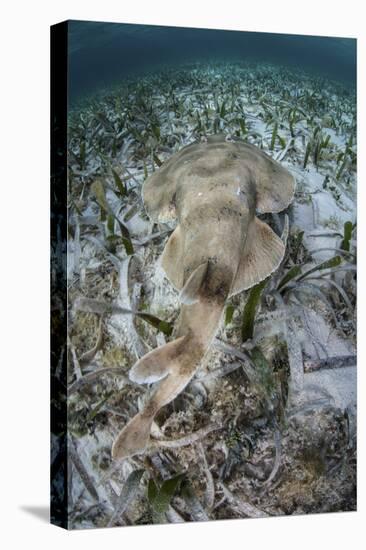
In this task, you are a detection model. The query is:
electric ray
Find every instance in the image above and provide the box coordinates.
[112,134,295,460]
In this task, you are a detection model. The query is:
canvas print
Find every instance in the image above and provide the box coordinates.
[51,20,357,529]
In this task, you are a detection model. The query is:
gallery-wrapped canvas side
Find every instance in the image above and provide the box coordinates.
[51,20,69,529]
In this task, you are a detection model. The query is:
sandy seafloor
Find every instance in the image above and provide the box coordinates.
[63,62,356,528]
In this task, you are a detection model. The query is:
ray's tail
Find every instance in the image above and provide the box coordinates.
[111,410,155,460]
[111,334,202,460]
[112,336,187,459]
[112,262,227,461]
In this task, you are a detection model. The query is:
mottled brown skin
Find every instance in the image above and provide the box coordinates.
[143,134,294,221]
[111,135,295,460]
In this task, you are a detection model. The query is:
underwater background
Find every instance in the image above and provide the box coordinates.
[63,20,357,529]
[68,21,356,105]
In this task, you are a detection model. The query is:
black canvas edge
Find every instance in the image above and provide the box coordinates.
[50,20,69,530]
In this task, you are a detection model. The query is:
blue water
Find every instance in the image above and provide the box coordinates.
[67,20,356,105]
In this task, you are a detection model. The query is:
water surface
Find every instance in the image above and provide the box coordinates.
[67,20,356,104]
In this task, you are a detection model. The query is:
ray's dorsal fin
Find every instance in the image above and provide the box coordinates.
[230,217,285,296]
[179,262,208,305]
[161,225,185,290]
[129,335,186,384]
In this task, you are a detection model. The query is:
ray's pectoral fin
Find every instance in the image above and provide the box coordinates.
[161,225,185,290]
[142,167,178,223]
[230,217,285,295]
[129,334,187,384]
[179,262,208,305]
[246,146,295,214]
